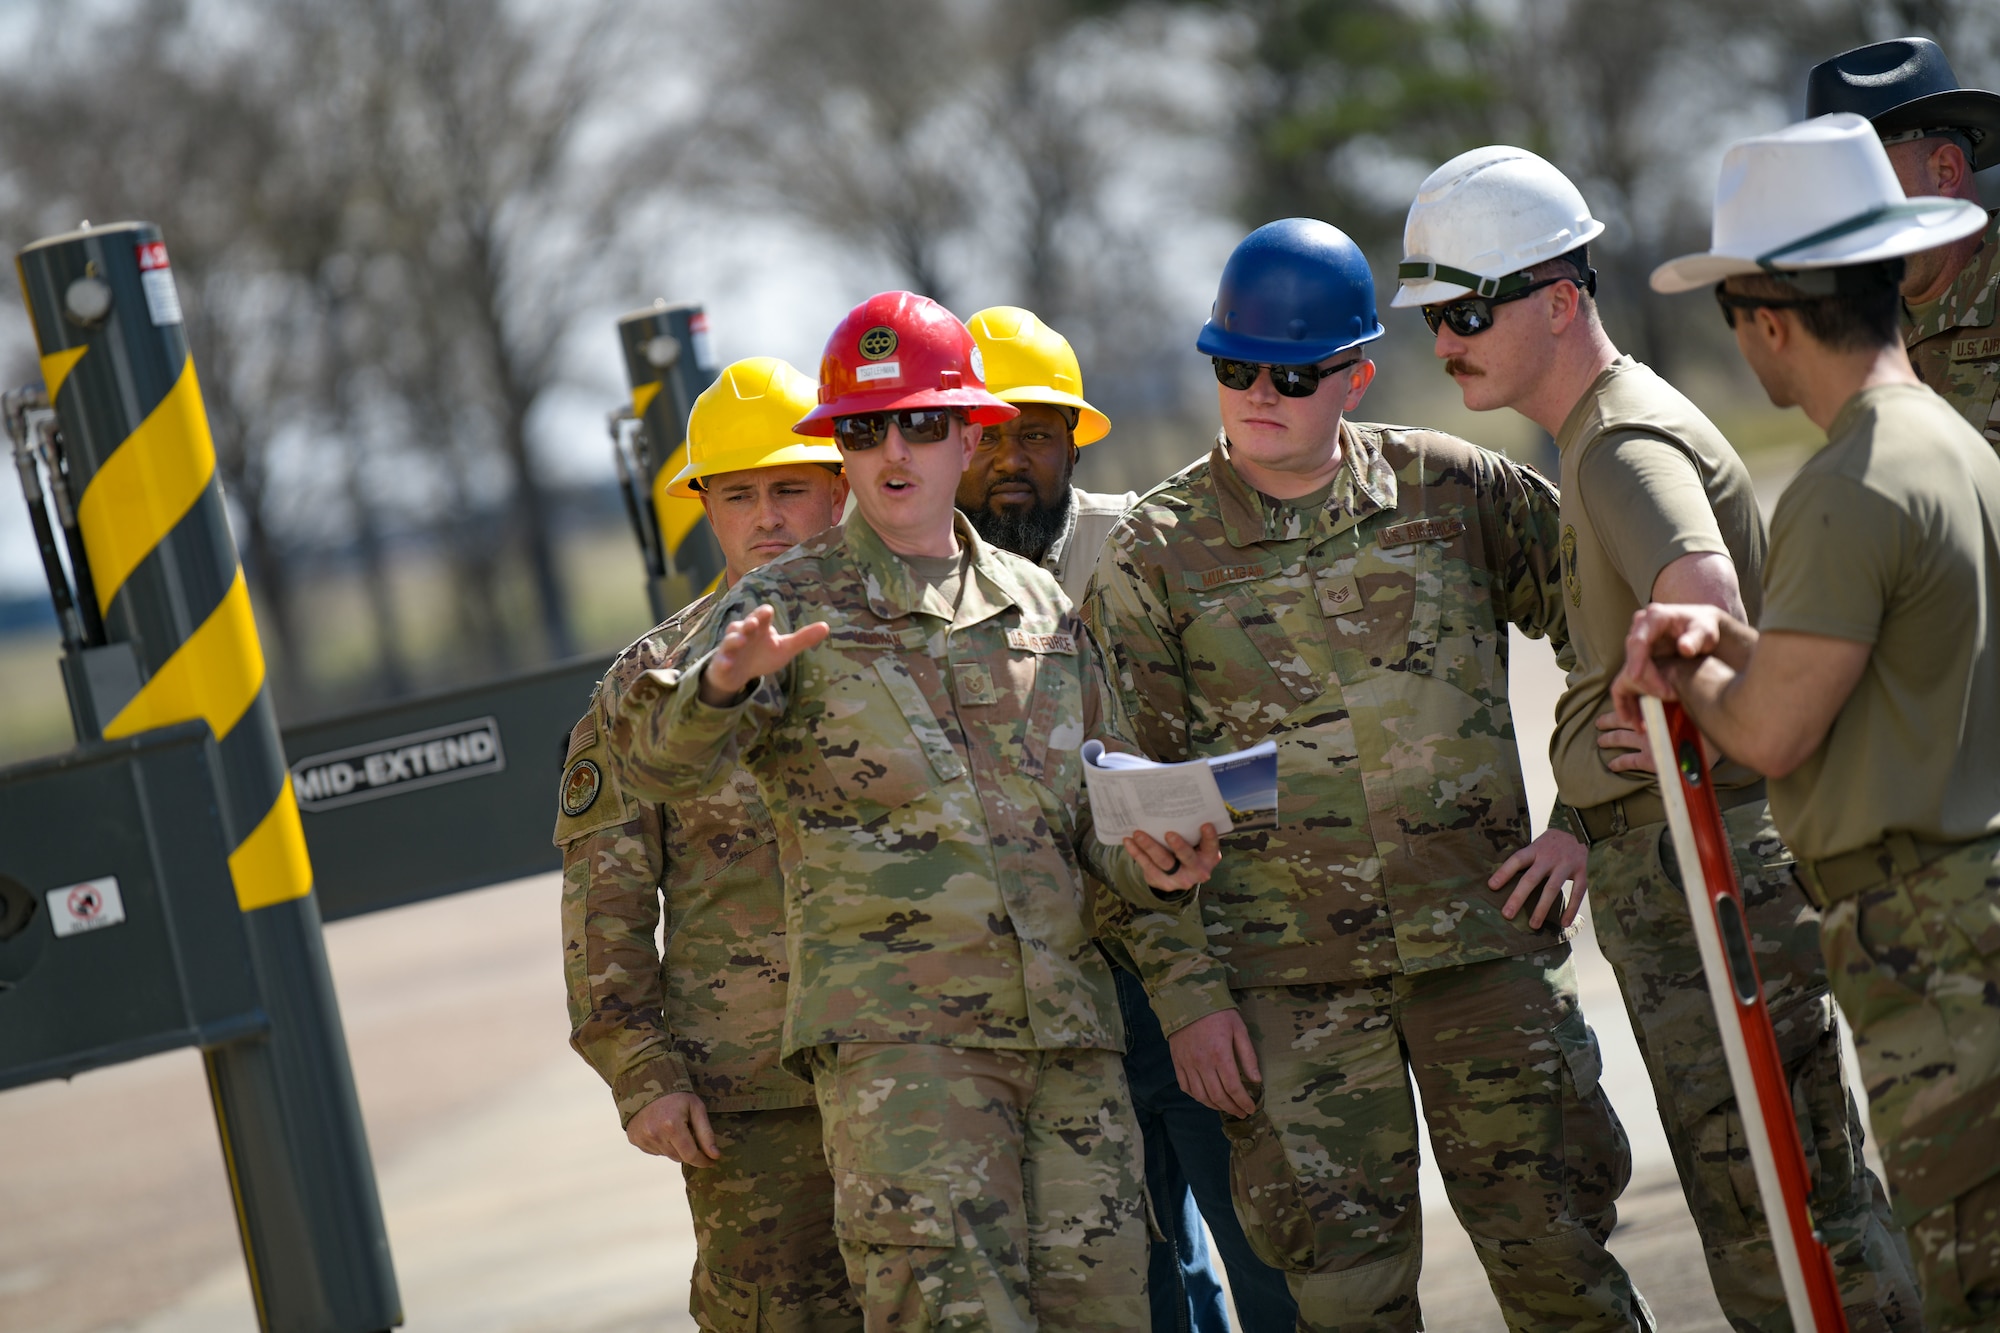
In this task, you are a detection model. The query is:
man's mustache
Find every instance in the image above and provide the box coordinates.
[1444,358,1481,379]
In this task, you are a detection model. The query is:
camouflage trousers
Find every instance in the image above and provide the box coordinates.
[683,1104,861,1332]
[1821,830,2000,1331]
[1586,800,1919,1332]
[1223,948,1651,1333]
[809,1042,1148,1331]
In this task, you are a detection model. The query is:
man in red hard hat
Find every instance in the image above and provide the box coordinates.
[604,290,1222,1331]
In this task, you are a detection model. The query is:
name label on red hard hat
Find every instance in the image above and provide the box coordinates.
[855,361,900,383]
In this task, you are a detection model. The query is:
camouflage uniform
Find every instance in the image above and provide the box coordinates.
[1548,358,1916,1331]
[1046,483,1303,1329]
[603,512,1181,1331]
[1819,835,2000,1331]
[559,593,859,1333]
[1085,426,1650,1331]
[1042,485,1138,605]
[1905,207,2000,456]
[1584,805,1915,1332]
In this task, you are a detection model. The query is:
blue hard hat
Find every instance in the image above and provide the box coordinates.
[1196,218,1385,364]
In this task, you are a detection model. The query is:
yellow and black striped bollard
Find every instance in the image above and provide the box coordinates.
[617,300,723,616]
[17,222,399,1333]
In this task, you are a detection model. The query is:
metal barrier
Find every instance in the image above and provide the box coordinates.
[1,220,717,1329]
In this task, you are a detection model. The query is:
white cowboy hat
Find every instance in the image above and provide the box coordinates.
[1651,113,1987,294]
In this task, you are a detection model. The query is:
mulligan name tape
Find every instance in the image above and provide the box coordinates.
[291,716,506,812]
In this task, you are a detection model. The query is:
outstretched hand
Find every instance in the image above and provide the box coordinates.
[699,604,829,706]
[1613,603,1724,726]
[1125,824,1222,895]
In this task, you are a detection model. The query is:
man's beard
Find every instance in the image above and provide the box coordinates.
[965,494,1069,563]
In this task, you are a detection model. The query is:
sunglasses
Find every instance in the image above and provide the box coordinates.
[1210,356,1361,397]
[1712,284,1829,330]
[1421,275,1579,337]
[832,409,958,452]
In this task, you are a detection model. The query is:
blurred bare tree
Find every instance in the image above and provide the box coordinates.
[694,0,1219,417]
[0,0,1991,722]
[1100,0,1998,377]
[0,0,685,707]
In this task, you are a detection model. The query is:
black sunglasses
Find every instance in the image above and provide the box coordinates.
[1712,284,1830,330]
[1210,356,1361,397]
[832,409,957,452]
[1421,275,1580,337]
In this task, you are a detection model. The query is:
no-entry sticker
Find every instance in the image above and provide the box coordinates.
[47,876,126,938]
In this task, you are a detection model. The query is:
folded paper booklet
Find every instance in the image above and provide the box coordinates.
[1080,739,1279,846]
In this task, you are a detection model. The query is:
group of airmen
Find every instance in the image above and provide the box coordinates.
[554,36,2000,1333]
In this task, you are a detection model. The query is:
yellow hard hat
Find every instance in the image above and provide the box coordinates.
[665,357,842,498]
[965,307,1110,446]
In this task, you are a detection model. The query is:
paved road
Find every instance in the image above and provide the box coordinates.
[5,627,1873,1331]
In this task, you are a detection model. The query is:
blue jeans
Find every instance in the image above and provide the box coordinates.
[1116,966,1299,1332]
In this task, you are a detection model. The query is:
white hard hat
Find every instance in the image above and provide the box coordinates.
[1651,113,1986,293]
[1392,146,1606,307]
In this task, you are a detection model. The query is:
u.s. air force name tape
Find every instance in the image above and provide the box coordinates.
[290,717,505,812]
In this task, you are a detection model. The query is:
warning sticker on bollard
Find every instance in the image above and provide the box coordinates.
[134,240,183,326]
[291,716,506,812]
[47,876,126,938]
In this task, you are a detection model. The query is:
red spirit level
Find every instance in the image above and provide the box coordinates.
[1641,695,1847,1332]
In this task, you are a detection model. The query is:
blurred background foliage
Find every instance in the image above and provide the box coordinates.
[0,0,1993,764]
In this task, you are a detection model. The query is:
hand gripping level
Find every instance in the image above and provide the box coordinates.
[1640,695,1848,1332]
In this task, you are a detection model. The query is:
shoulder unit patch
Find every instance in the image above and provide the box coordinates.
[560,757,602,817]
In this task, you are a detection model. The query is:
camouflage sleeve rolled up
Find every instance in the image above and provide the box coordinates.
[1082,526,1239,1026]
[557,717,690,1126]
[1082,522,1195,764]
[1094,889,1237,1034]
[1478,452,1569,650]
[597,598,747,808]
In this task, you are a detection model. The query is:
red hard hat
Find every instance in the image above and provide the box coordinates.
[793,291,1019,436]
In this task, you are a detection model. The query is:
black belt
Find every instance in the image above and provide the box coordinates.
[1796,831,1974,907]
[1564,781,1767,846]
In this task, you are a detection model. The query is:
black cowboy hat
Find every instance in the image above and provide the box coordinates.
[1807,37,2000,172]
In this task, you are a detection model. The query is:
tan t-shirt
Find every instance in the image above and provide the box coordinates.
[1761,382,2000,861]
[1550,357,1766,808]
[902,546,971,621]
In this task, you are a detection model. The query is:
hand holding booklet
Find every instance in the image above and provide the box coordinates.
[1080,739,1279,846]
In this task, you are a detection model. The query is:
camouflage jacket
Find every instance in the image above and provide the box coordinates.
[556,592,809,1124]
[1043,485,1138,605]
[1906,208,2000,454]
[601,511,1187,1069]
[1083,424,1571,993]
